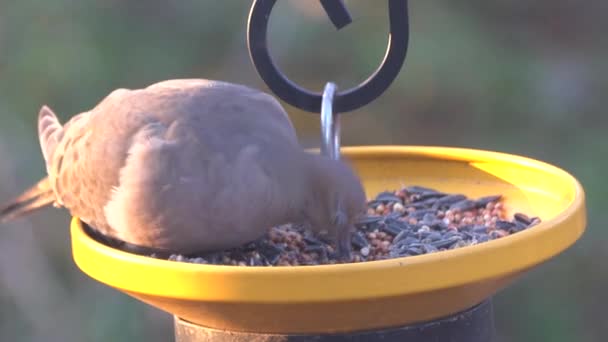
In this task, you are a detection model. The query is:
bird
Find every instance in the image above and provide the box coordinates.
[0,79,367,261]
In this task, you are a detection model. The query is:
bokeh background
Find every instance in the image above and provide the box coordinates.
[0,1,605,341]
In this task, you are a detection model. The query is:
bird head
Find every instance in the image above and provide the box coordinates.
[304,155,367,262]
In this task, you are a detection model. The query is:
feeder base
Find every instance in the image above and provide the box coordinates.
[173,299,495,342]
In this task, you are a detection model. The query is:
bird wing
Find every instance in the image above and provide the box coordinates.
[36,79,303,252]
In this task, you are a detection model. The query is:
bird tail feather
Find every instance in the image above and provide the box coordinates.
[0,177,55,223]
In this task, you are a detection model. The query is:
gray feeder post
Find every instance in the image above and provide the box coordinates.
[173,299,495,342]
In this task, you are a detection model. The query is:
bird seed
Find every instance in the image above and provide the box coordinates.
[157,185,541,266]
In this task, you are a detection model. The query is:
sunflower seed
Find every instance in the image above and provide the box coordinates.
[357,215,384,225]
[495,220,516,230]
[449,199,477,211]
[513,213,532,225]
[406,186,440,194]
[475,195,502,208]
[432,194,468,209]
[409,209,437,219]
[376,193,403,203]
[431,236,462,249]
[422,213,437,224]
[381,222,404,236]
[392,230,410,244]
[352,231,370,249]
[416,192,448,201]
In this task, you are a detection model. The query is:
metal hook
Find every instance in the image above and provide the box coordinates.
[319,0,352,29]
[247,0,409,114]
[321,82,340,160]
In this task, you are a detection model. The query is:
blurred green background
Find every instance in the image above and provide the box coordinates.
[0,1,605,341]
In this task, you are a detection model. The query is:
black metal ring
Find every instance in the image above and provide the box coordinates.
[247,0,409,113]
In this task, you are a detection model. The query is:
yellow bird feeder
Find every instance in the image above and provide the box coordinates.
[71,146,586,340]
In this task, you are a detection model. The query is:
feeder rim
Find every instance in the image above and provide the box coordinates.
[70,145,586,303]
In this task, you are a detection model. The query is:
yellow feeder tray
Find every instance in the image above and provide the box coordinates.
[70,146,586,334]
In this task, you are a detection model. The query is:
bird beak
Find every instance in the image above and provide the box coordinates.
[336,223,353,262]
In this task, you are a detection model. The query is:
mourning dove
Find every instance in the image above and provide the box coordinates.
[1,79,366,261]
